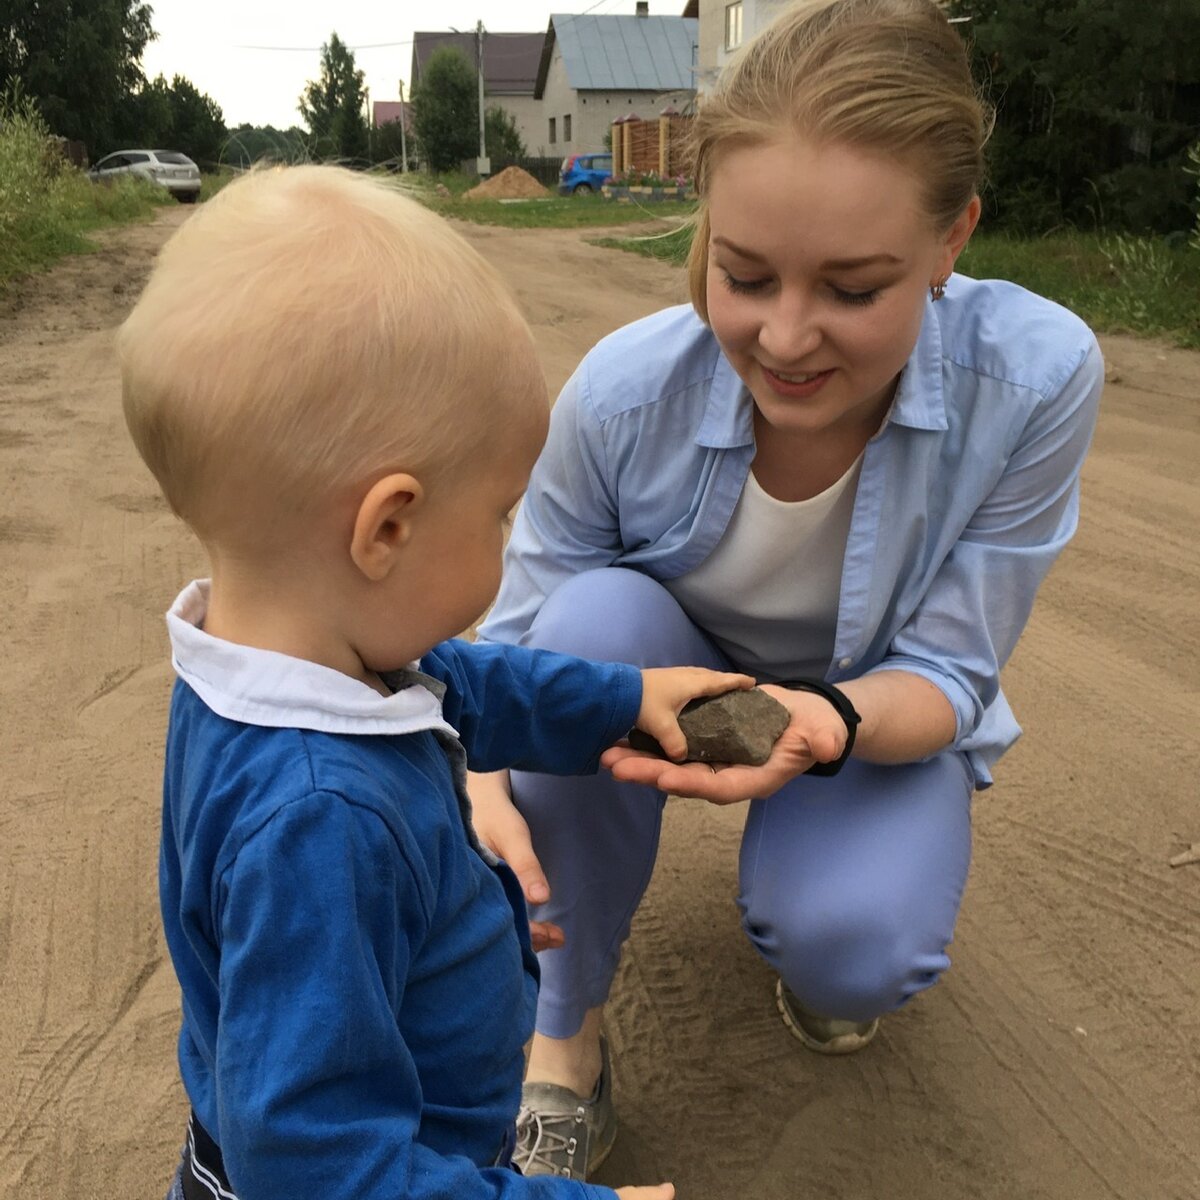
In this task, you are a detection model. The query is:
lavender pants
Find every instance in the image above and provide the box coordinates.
[510,568,974,1037]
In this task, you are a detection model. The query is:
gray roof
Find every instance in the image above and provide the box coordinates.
[537,14,699,95]
[412,31,543,97]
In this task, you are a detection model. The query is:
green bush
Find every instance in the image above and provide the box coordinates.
[0,88,170,285]
[1186,142,1200,251]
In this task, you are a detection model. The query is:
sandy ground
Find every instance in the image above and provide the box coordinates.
[1,205,1197,1200]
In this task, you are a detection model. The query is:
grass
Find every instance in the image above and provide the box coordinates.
[404,170,697,229]
[0,93,172,287]
[596,221,1200,349]
[958,231,1200,349]
[200,168,238,203]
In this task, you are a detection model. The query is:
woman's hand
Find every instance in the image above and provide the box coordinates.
[465,769,564,952]
[616,1185,675,1199]
[602,684,848,804]
[636,667,756,760]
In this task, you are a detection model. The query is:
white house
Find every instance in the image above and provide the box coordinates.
[688,0,791,93]
[533,5,699,157]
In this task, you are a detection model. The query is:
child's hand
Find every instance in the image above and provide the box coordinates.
[636,668,756,761]
[604,683,849,804]
[616,1185,675,1200]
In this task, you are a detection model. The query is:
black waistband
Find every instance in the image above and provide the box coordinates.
[180,1110,518,1193]
[182,1112,236,1200]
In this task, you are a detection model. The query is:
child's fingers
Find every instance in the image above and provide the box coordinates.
[685,670,755,697]
[529,920,565,953]
[645,712,688,761]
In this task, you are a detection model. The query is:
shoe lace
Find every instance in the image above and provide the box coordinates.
[514,1102,587,1178]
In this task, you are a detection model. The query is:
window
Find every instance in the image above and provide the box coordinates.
[549,117,557,144]
[564,114,572,142]
[725,1,743,50]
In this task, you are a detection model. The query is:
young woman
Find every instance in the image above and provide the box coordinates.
[470,0,1103,1179]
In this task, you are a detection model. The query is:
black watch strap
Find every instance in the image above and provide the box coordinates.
[777,678,862,777]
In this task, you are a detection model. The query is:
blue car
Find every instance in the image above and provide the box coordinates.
[559,153,613,195]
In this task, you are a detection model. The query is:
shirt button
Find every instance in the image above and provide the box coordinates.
[837,657,853,669]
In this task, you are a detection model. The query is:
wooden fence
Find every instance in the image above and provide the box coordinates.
[611,113,693,179]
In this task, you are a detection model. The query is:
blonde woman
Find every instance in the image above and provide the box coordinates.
[470,0,1103,1180]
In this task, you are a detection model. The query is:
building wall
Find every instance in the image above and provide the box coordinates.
[538,44,695,156]
[696,0,790,93]
[487,95,546,157]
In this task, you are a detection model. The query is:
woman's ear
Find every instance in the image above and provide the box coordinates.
[350,473,424,581]
[935,194,983,282]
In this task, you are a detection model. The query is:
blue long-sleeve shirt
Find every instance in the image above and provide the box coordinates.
[160,581,642,1200]
[479,278,1104,786]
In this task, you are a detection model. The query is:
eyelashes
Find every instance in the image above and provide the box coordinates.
[721,273,769,296]
[719,272,881,308]
[832,287,880,307]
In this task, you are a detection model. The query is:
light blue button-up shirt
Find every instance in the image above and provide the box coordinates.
[480,276,1103,787]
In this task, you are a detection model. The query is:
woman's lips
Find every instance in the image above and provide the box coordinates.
[760,364,834,397]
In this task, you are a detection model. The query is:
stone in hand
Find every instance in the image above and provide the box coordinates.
[627,687,790,767]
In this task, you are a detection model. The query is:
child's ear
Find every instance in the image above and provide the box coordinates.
[350,473,424,581]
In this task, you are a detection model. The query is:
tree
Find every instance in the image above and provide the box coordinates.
[225,123,311,168]
[410,47,478,173]
[163,76,226,167]
[948,0,1200,233]
[1,0,154,155]
[371,117,411,169]
[120,75,226,166]
[485,106,526,162]
[298,32,369,162]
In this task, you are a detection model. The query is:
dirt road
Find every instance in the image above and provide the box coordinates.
[1,205,1197,1200]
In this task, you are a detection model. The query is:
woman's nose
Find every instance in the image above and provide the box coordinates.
[758,292,821,364]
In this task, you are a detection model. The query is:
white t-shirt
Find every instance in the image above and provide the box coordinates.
[664,455,863,680]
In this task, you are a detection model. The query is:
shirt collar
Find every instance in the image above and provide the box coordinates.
[887,294,948,431]
[166,580,458,738]
[697,352,755,449]
[695,292,948,445]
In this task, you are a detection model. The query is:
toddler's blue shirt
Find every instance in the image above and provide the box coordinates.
[160,582,641,1199]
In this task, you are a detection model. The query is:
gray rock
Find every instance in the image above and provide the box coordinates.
[627,687,790,767]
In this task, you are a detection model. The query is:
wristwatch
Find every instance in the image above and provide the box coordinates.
[778,678,862,777]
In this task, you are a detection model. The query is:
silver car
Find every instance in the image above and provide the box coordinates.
[88,149,202,203]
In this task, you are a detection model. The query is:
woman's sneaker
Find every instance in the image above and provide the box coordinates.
[775,978,879,1054]
[514,1036,617,1179]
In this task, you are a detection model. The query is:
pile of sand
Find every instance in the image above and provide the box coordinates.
[463,165,550,200]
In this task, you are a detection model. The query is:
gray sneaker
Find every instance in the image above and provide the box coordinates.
[514,1036,617,1179]
[775,978,880,1054]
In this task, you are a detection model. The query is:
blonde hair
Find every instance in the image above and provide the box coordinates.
[119,165,544,544]
[687,0,991,318]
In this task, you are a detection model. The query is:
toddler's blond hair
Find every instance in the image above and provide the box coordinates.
[119,166,544,543]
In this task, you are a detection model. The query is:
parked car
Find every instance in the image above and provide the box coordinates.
[88,150,202,203]
[559,153,613,195]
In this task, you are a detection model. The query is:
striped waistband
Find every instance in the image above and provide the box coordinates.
[181,1113,235,1200]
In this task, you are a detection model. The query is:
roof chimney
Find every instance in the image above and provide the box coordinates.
[636,1,649,16]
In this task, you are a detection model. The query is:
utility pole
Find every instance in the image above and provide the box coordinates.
[398,79,409,172]
[365,86,372,162]
[475,20,490,176]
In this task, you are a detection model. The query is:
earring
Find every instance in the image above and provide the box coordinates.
[930,277,948,302]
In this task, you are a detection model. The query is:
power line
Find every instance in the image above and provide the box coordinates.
[232,0,629,54]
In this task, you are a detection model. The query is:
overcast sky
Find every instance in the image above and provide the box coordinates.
[141,0,666,129]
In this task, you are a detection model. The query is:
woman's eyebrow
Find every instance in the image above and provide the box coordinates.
[711,236,767,262]
[821,253,904,269]
[712,238,903,271]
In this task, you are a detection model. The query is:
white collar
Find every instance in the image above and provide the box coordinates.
[166,580,459,738]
